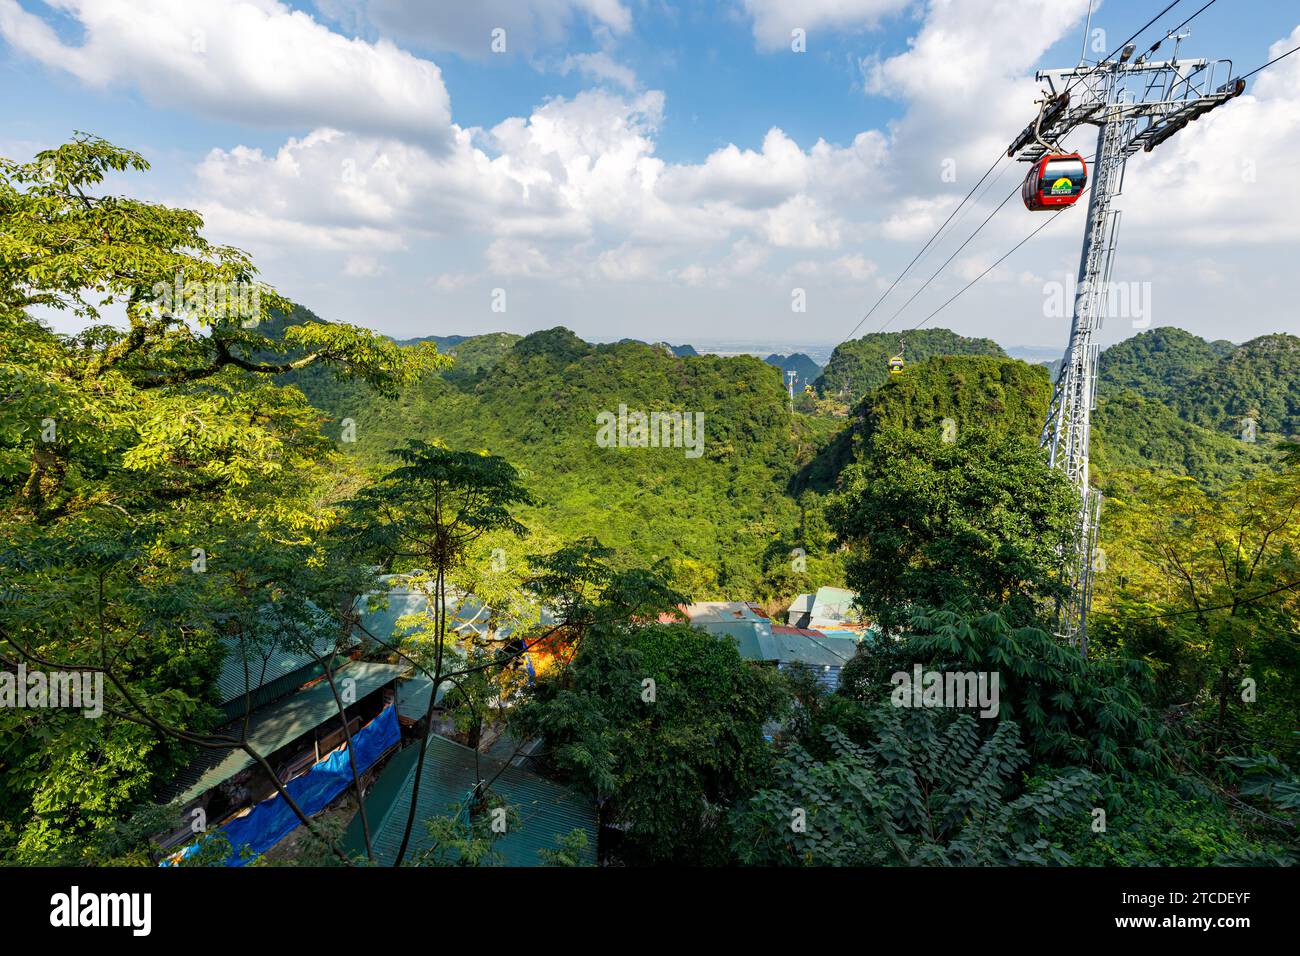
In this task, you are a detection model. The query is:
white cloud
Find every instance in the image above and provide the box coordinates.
[187,81,893,284]
[862,0,1092,199]
[11,0,1290,345]
[559,51,638,91]
[741,0,911,51]
[594,243,663,281]
[485,237,555,278]
[0,0,452,143]
[673,239,772,288]
[361,0,631,57]
[788,254,878,282]
[1122,26,1300,244]
[763,195,844,248]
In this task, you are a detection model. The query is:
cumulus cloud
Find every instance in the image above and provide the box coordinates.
[0,0,453,143]
[559,51,638,91]
[361,0,631,57]
[189,84,887,274]
[1122,25,1300,244]
[8,0,1289,344]
[741,0,910,51]
[343,254,386,277]
[788,254,879,282]
[869,0,1091,172]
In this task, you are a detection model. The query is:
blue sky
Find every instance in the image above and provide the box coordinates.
[3,0,1299,352]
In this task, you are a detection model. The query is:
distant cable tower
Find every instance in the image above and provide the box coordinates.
[1008,30,1245,655]
[786,369,798,412]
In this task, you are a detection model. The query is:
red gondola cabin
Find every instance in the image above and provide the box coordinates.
[1022,153,1088,211]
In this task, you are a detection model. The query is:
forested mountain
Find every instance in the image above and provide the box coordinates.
[387,332,521,381]
[1093,392,1270,491]
[1098,326,1236,405]
[860,355,1051,441]
[288,326,843,598]
[617,338,699,357]
[285,318,1295,589]
[1178,333,1300,437]
[764,352,822,389]
[794,355,1051,494]
[1100,328,1300,440]
[815,328,1005,403]
[7,113,1299,880]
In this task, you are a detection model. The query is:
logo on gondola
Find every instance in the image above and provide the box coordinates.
[1050,176,1074,195]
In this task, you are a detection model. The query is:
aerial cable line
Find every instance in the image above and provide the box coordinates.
[867,0,1201,339]
[839,0,1194,349]
[882,148,1093,333]
[906,204,1073,333]
[1058,0,1185,101]
[899,175,1102,335]
[1240,43,1300,81]
[840,150,1008,342]
[1160,0,1219,44]
[1126,577,1300,622]
[878,184,1019,333]
[906,156,1016,284]
[850,0,1198,344]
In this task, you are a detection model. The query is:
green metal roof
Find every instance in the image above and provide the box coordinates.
[768,628,858,667]
[344,734,598,867]
[787,593,814,614]
[170,661,406,804]
[394,672,450,720]
[216,637,327,707]
[809,586,861,625]
[697,619,769,659]
[356,580,505,644]
[693,618,859,668]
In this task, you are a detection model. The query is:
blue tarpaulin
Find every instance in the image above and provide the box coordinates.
[167,704,400,866]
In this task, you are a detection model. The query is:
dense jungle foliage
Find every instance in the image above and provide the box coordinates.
[2,136,1296,868]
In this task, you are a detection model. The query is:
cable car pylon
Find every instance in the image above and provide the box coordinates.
[1009,31,1246,656]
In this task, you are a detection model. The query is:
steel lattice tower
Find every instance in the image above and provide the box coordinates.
[1008,35,1245,654]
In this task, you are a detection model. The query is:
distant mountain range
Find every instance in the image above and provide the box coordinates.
[616,338,699,357]
[280,314,1298,595]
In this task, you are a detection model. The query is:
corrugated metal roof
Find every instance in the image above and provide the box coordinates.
[216,633,340,706]
[787,593,815,614]
[681,601,768,624]
[809,586,861,627]
[693,619,769,659]
[693,617,861,669]
[215,598,359,715]
[768,627,858,667]
[168,661,406,805]
[394,672,451,720]
[778,661,844,691]
[345,735,598,866]
[356,580,512,645]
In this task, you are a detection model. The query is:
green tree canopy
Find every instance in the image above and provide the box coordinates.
[510,621,787,864]
[828,426,1076,632]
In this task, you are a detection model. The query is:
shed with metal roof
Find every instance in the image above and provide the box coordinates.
[168,661,406,805]
[343,734,598,866]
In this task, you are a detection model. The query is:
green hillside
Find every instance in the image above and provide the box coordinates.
[765,352,822,390]
[816,328,1005,404]
[289,327,843,598]
[862,355,1051,441]
[1178,333,1300,438]
[1098,326,1235,405]
[1099,328,1300,441]
[795,355,1051,494]
[1092,391,1271,491]
[284,315,1294,590]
